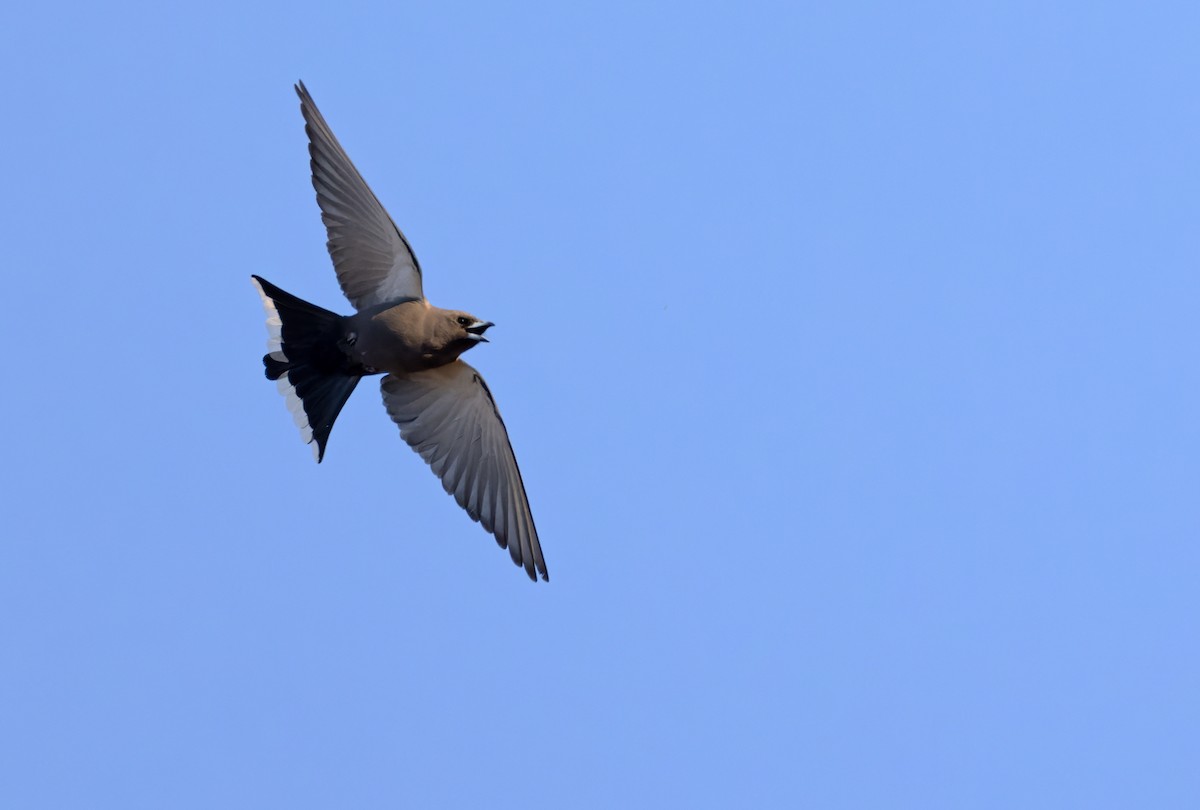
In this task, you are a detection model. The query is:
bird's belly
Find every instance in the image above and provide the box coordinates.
[354,323,452,374]
[356,337,427,374]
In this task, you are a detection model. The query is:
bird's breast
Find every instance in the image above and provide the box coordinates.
[351,303,449,374]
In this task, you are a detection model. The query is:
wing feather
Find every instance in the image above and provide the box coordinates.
[296,82,424,309]
[380,362,548,581]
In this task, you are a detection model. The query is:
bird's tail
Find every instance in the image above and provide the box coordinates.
[251,275,361,462]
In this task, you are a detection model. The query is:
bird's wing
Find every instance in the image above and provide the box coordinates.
[381,361,547,582]
[296,81,424,310]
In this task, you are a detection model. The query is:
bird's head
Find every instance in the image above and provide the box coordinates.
[439,310,494,356]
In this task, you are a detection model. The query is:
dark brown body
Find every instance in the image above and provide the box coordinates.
[347,300,490,375]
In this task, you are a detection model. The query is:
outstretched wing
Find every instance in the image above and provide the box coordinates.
[297,81,424,309]
[381,362,547,582]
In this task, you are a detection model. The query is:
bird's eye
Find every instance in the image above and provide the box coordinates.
[457,316,471,326]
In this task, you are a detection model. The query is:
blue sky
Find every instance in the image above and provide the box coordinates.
[1,1,1197,807]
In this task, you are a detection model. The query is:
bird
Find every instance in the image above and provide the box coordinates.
[251,82,548,582]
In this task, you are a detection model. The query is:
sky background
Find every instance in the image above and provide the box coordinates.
[1,1,1197,807]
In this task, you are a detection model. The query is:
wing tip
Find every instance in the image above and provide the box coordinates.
[518,553,549,583]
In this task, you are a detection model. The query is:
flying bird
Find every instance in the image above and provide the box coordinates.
[251,82,547,582]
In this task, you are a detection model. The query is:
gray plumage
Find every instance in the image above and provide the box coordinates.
[251,82,547,582]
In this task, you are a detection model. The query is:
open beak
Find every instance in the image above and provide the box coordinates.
[466,320,494,342]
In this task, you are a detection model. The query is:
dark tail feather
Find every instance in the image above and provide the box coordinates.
[251,275,361,462]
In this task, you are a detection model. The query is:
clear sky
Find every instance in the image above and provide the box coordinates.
[1,1,1197,807]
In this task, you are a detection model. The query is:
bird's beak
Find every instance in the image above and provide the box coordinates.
[466,320,494,342]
